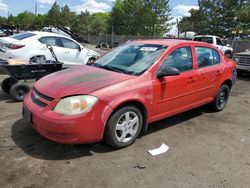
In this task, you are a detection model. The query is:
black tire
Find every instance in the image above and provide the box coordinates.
[105,105,143,148]
[211,84,230,112]
[1,77,17,94]
[10,83,30,102]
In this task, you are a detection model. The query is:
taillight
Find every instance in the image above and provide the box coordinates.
[5,43,25,49]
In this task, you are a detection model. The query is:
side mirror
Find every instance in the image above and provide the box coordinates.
[157,66,180,78]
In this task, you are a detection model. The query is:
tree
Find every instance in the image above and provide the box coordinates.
[46,2,61,26]
[60,4,77,27]
[110,0,172,37]
[90,12,110,34]
[179,0,246,37]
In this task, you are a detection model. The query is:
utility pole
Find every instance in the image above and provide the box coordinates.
[35,2,38,15]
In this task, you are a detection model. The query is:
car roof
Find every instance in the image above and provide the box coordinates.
[130,39,208,47]
[27,31,72,38]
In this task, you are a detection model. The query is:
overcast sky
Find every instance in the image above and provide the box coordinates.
[0,0,199,35]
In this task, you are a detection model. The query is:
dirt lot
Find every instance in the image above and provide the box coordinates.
[0,73,249,188]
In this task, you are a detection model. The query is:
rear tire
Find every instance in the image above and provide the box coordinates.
[211,84,230,112]
[10,83,30,102]
[1,77,17,94]
[105,105,143,148]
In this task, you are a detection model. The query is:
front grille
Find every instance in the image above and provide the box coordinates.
[31,94,47,107]
[236,55,250,66]
[31,88,54,108]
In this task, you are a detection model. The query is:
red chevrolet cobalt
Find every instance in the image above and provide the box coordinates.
[23,40,236,148]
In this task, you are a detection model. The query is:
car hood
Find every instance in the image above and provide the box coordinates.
[34,65,135,99]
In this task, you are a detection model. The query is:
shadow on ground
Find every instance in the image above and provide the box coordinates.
[11,105,210,160]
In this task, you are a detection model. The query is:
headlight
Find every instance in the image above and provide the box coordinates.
[53,95,98,115]
[233,57,239,63]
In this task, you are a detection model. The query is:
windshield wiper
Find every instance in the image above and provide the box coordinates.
[94,64,136,75]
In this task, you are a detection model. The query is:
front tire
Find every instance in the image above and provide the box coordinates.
[211,84,230,112]
[105,105,143,148]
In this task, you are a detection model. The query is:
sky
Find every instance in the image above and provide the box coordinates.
[0,0,198,35]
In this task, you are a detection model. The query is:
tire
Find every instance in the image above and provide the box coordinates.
[86,58,96,65]
[10,83,30,102]
[105,105,143,148]
[1,77,17,94]
[211,84,230,112]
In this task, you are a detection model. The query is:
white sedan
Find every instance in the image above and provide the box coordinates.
[0,31,99,67]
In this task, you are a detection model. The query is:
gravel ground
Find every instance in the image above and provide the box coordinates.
[0,73,249,188]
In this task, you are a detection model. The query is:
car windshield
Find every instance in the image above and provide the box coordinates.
[94,43,167,75]
[11,32,36,40]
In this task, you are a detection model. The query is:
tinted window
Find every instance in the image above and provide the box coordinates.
[39,37,60,47]
[195,47,220,68]
[193,37,213,44]
[60,38,79,49]
[11,32,36,40]
[160,47,193,72]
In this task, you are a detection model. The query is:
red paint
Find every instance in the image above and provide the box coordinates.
[23,39,236,144]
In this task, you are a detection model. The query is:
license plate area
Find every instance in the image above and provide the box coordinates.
[23,107,32,124]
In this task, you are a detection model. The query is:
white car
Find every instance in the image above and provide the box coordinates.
[193,35,233,58]
[0,31,99,67]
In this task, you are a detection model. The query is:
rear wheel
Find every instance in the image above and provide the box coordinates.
[105,105,143,148]
[211,84,230,112]
[10,83,30,102]
[1,77,17,94]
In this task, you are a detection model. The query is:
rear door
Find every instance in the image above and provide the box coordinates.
[152,46,200,121]
[195,46,224,99]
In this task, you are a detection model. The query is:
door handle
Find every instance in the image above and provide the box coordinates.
[65,51,70,54]
[187,77,197,84]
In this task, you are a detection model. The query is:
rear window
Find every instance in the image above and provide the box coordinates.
[193,37,213,44]
[11,32,36,40]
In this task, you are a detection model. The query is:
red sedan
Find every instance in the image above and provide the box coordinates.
[23,40,237,148]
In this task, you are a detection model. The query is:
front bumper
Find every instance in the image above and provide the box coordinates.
[23,91,113,144]
[237,65,250,72]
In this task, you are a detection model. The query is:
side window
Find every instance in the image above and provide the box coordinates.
[216,38,223,46]
[195,47,220,68]
[39,37,59,47]
[60,38,79,50]
[160,47,193,72]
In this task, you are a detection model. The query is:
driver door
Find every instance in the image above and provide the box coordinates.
[151,46,200,121]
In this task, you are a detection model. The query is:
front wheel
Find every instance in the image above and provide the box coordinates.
[211,84,230,112]
[86,58,96,65]
[104,105,143,148]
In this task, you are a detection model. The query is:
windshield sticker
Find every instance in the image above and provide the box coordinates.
[140,47,158,52]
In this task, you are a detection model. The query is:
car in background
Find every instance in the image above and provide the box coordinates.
[193,35,233,58]
[23,39,236,148]
[0,31,99,67]
[233,51,250,75]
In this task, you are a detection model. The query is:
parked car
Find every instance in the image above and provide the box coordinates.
[193,35,233,58]
[0,31,99,68]
[233,51,250,75]
[23,39,236,148]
